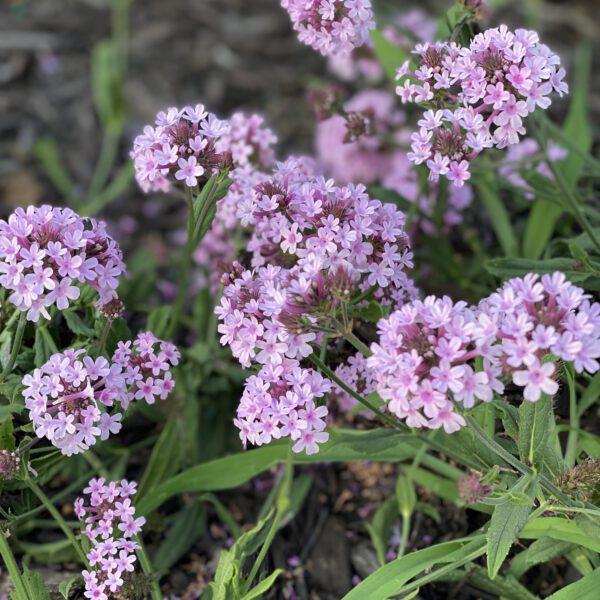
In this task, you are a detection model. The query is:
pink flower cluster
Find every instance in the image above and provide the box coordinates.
[0,205,125,322]
[75,478,145,599]
[281,0,375,57]
[112,331,179,408]
[216,157,413,369]
[23,332,178,455]
[315,90,474,232]
[397,26,568,186]
[194,113,278,292]
[499,138,567,199]
[332,352,377,414]
[367,273,600,431]
[131,104,230,193]
[235,359,331,455]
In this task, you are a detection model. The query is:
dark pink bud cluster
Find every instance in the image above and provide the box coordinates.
[131,104,230,193]
[397,26,568,186]
[0,205,125,322]
[23,332,179,456]
[281,0,375,57]
[368,273,600,432]
[75,478,145,599]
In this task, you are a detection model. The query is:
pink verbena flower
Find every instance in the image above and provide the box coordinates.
[332,352,377,416]
[75,478,144,599]
[397,26,568,186]
[131,104,230,193]
[281,0,375,57]
[112,331,180,408]
[0,205,125,321]
[23,349,126,455]
[234,359,331,455]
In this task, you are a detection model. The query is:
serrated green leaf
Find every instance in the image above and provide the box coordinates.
[486,476,534,579]
[63,310,95,337]
[0,416,15,451]
[59,575,82,599]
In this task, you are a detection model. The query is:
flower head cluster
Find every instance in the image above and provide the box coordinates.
[131,104,230,193]
[314,90,474,232]
[23,349,126,456]
[332,352,377,415]
[235,359,331,454]
[0,450,20,480]
[112,332,180,408]
[0,205,125,321]
[368,273,600,431]
[23,333,178,455]
[499,138,567,199]
[397,26,568,186]
[281,0,375,57]
[216,158,413,369]
[478,272,600,400]
[75,478,145,599]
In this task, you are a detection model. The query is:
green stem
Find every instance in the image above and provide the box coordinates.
[308,353,402,430]
[0,531,31,600]
[0,312,27,384]
[97,318,113,358]
[564,365,579,469]
[135,534,163,600]
[25,479,89,567]
[87,128,121,202]
[167,187,196,338]
[341,328,372,357]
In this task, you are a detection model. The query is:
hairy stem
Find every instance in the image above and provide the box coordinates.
[0,531,30,600]
[0,312,27,384]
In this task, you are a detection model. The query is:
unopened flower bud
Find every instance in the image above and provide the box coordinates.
[0,450,20,480]
[457,471,493,504]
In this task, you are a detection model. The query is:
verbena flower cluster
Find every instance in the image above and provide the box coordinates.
[315,89,474,232]
[332,352,377,415]
[23,333,178,455]
[499,138,567,198]
[75,478,145,599]
[194,113,277,292]
[235,359,331,455]
[0,205,125,322]
[396,26,568,186]
[367,273,600,431]
[281,0,375,57]
[131,104,230,193]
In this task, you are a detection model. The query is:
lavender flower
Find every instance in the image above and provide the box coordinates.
[75,478,145,599]
[131,104,230,193]
[0,205,125,321]
[397,26,568,186]
[234,359,331,455]
[281,0,375,57]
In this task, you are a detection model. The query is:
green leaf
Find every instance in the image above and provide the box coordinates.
[191,174,233,247]
[475,179,519,256]
[486,257,596,283]
[34,327,56,366]
[59,575,82,599]
[242,569,283,600]
[21,564,52,600]
[517,393,556,472]
[146,305,173,340]
[520,517,600,552]
[152,502,207,574]
[366,497,398,566]
[523,200,563,260]
[63,310,96,337]
[396,475,416,518]
[0,416,15,451]
[578,371,600,417]
[547,567,600,600]
[136,429,420,515]
[136,418,184,502]
[0,329,12,370]
[91,40,124,127]
[33,137,78,207]
[369,29,408,80]
[486,476,534,579]
[508,538,574,579]
[342,537,485,600]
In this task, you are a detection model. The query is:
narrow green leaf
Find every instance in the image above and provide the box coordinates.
[59,575,82,599]
[520,517,600,552]
[136,430,421,515]
[242,569,283,600]
[486,477,534,579]
[366,497,398,566]
[146,305,173,340]
[523,200,563,260]
[396,475,416,518]
[33,137,79,207]
[508,538,574,579]
[486,257,594,283]
[547,567,600,600]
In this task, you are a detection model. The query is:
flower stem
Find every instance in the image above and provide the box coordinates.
[25,479,89,567]
[308,353,401,430]
[0,312,27,384]
[97,318,113,358]
[135,534,163,600]
[167,187,196,338]
[0,530,31,600]
[342,329,372,357]
[564,365,579,469]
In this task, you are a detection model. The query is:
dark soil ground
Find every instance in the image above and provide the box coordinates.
[1,0,600,598]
